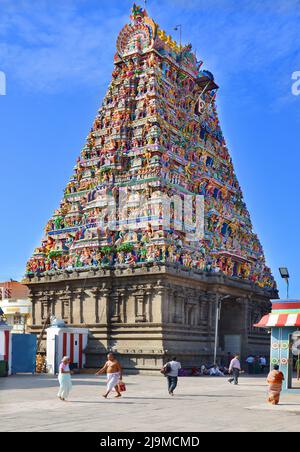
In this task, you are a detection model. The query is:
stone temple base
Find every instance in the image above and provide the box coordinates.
[25,264,274,373]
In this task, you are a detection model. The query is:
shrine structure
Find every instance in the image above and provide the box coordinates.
[24,5,277,372]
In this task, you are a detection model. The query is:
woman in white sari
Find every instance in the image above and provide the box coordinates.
[58,357,72,401]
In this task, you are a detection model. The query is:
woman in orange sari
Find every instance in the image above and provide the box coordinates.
[267,365,285,405]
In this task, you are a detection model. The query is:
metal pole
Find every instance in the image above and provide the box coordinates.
[174,25,182,52]
[214,296,221,365]
[180,25,182,51]
[287,279,289,299]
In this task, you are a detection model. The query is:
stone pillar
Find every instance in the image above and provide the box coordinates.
[31,300,36,325]
[199,293,209,324]
[68,288,74,324]
[155,284,165,324]
[164,286,173,323]
[111,291,121,323]
[91,288,100,324]
[98,287,109,325]
[144,288,153,323]
[207,292,217,331]
[49,291,56,318]
[176,292,184,324]
[119,288,127,324]
[206,292,218,354]
[35,297,43,326]
[55,290,63,320]
[72,288,84,325]
[171,291,176,324]
[29,291,37,325]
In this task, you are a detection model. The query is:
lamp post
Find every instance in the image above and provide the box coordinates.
[174,25,182,51]
[213,295,231,365]
[279,267,290,299]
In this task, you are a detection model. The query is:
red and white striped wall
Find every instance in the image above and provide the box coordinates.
[46,327,89,375]
[0,326,12,375]
[61,331,86,368]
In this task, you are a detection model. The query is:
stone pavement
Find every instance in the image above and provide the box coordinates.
[1,374,300,432]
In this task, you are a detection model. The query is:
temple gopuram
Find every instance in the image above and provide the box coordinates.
[24,4,277,372]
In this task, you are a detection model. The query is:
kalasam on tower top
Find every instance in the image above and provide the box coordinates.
[23,4,277,372]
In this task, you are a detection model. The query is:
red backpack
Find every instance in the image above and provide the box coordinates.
[160,363,171,375]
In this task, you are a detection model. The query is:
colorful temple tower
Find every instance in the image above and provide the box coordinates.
[24,5,277,371]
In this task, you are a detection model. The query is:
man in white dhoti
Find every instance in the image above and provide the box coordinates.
[107,372,121,392]
[96,353,123,398]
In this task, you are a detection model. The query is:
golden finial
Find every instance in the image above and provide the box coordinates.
[158,29,167,41]
[166,35,173,46]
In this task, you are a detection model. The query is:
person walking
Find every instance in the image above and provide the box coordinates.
[228,355,242,385]
[58,356,73,401]
[96,353,123,399]
[267,365,285,405]
[259,356,267,374]
[246,355,255,375]
[164,357,181,396]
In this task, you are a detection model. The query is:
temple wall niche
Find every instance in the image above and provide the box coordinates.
[72,290,83,325]
[163,286,208,328]
[125,294,136,324]
[82,290,97,325]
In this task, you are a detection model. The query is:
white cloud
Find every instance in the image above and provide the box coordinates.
[0,0,299,99]
[0,0,127,92]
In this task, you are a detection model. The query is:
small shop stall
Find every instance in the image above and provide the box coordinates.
[46,323,89,375]
[255,299,300,391]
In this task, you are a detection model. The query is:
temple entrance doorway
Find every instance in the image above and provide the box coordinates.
[219,297,245,363]
[224,335,242,356]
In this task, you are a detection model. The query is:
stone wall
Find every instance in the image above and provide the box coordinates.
[26,264,274,373]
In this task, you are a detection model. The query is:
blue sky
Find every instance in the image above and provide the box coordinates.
[0,0,299,298]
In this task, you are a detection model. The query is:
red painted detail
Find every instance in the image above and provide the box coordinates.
[272,303,300,310]
[79,334,83,369]
[70,333,74,364]
[63,333,67,358]
[276,314,289,327]
[254,314,269,328]
[4,331,9,362]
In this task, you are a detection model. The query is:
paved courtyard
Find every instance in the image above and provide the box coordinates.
[1,374,300,432]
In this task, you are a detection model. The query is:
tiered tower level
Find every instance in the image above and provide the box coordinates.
[25,5,276,369]
[26,5,275,292]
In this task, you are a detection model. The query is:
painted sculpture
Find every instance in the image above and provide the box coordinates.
[26,4,276,293]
